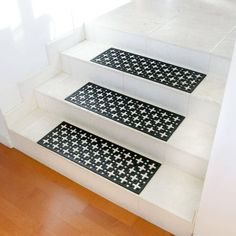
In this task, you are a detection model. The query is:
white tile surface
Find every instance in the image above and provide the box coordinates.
[5,99,37,128]
[9,109,61,142]
[188,73,226,125]
[168,118,215,160]
[228,27,236,40]
[208,54,231,77]
[146,38,210,73]
[63,41,109,61]
[46,25,85,64]
[123,73,189,116]
[165,145,208,179]
[90,11,162,36]
[96,1,177,24]
[138,199,194,236]
[192,73,226,104]
[212,38,236,59]
[188,97,221,127]
[141,164,203,221]
[139,164,203,235]
[62,41,124,90]
[85,23,147,54]
[148,11,235,52]
[72,59,124,90]
[149,19,224,53]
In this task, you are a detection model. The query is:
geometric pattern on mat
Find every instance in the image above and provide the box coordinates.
[65,83,185,142]
[91,48,206,93]
[38,122,161,194]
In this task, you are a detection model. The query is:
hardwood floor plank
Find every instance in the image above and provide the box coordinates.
[0,196,37,231]
[0,212,27,236]
[132,218,172,236]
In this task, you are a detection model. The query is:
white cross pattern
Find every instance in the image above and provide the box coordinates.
[91,48,206,93]
[65,83,185,142]
[38,121,161,194]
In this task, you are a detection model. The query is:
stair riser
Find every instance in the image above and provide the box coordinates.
[61,55,221,125]
[9,130,194,236]
[208,54,231,78]
[36,91,207,179]
[62,54,124,91]
[85,23,210,74]
[189,98,221,126]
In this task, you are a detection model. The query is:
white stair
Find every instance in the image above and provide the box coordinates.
[5,2,234,235]
[35,73,214,179]
[8,109,203,236]
[61,41,225,126]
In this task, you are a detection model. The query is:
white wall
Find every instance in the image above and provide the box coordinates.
[194,43,236,235]
[0,109,12,147]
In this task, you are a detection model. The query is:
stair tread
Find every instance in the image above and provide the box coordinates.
[91,47,206,93]
[63,41,206,93]
[65,82,185,142]
[37,74,215,160]
[9,108,203,222]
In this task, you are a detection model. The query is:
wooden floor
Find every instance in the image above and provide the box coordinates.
[0,144,172,236]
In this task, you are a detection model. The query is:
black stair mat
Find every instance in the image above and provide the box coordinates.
[65,83,185,142]
[91,48,206,93]
[38,121,161,194]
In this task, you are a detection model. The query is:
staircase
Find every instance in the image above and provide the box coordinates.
[4,2,233,235]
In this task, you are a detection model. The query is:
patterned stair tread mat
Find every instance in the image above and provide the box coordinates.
[65,83,185,142]
[91,48,206,93]
[38,121,161,194]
